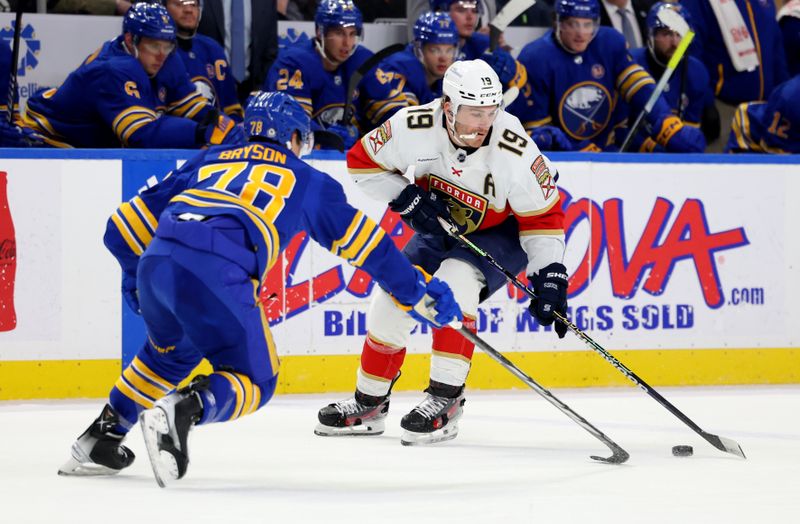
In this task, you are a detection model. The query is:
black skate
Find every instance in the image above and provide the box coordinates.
[315,372,400,437]
[400,381,465,446]
[58,404,135,477]
[139,378,205,488]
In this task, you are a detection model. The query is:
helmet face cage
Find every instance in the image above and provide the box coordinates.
[646,2,691,64]
[244,91,313,156]
[123,3,177,44]
[555,0,600,53]
[442,60,503,143]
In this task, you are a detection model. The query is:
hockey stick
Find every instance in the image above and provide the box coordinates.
[6,0,25,123]
[456,326,629,464]
[340,43,405,125]
[437,216,746,459]
[619,8,694,152]
[313,129,345,152]
[488,0,535,107]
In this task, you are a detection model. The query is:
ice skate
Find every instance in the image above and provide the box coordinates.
[139,383,204,488]
[58,404,135,477]
[400,382,465,446]
[315,390,391,436]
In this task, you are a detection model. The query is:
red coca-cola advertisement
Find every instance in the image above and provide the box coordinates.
[0,171,17,332]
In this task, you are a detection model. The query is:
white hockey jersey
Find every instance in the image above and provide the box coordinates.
[346,99,566,276]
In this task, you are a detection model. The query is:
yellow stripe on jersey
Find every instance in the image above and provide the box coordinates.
[168,91,207,118]
[523,116,553,133]
[111,212,145,255]
[224,103,244,119]
[339,222,382,264]
[350,227,385,267]
[519,228,566,237]
[330,211,366,256]
[113,376,155,409]
[22,106,59,136]
[123,366,169,401]
[119,202,153,247]
[508,60,528,90]
[617,66,654,102]
[112,107,157,144]
[132,356,175,391]
[132,196,158,232]
[252,278,280,375]
[170,190,280,271]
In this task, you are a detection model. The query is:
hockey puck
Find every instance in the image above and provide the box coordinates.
[672,445,693,457]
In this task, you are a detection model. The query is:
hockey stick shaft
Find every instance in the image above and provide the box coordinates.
[489,0,536,51]
[437,217,745,459]
[456,326,629,464]
[6,2,24,124]
[341,43,405,125]
[619,30,694,152]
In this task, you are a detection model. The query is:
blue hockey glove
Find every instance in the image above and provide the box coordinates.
[655,116,706,153]
[528,262,569,339]
[481,50,516,86]
[122,271,140,315]
[199,113,246,146]
[530,125,573,151]
[398,267,462,328]
[326,123,358,150]
[0,120,44,147]
[389,184,450,236]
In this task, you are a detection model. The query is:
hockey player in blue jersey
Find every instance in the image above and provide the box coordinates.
[508,0,704,152]
[264,0,373,150]
[57,91,461,486]
[20,3,243,148]
[725,74,800,154]
[429,0,526,92]
[355,11,458,129]
[162,0,243,121]
[627,1,719,150]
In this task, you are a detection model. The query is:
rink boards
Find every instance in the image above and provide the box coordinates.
[0,149,798,399]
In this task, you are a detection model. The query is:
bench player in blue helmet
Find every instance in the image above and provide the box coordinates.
[22,3,242,148]
[264,0,373,150]
[355,11,459,129]
[509,0,704,152]
[57,91,461,486]
[627,1,719,150]
[429,0,527,93]
[161,0,244,121]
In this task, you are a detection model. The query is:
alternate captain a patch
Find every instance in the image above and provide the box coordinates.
[368,121,392,155]
[531,155,555,200]
[429,175,487,234]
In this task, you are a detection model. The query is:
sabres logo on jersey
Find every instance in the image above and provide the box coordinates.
[429,175,487,234]
[559,81,612,140]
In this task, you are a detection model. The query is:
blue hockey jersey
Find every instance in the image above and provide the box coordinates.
[457,32,527,91]
[264,40,373,129]
[509,28,670,151]
[355,45,441,128]
[175,34,243,122]
[682,0,789,104]
[22,36,213,148]
[104,141,425,305]
[726,74,800,154]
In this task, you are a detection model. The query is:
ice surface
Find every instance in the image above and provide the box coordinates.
[2,386,799,523]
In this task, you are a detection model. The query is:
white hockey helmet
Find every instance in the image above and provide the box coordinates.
[442,60,503,142]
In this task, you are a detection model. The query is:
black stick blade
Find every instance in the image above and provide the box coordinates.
[591,446,630,464]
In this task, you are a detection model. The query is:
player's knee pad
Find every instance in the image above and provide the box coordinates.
[365,286,418,347]
[433,258,485,316]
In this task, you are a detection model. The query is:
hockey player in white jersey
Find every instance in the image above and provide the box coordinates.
[316,60,568,445]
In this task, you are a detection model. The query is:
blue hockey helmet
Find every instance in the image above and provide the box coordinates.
[123,3,177,42]
[428,0,484,15]
[244,91,313,156]
[315,0,363,36]
[555,0,601,20]
[414,12,459,46]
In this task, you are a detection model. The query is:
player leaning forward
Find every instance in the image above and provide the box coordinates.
[316,60,568,445]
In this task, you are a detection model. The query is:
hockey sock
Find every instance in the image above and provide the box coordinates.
[196,372,277,425]
[357,334,406,397]
[429,315,476,387]
[109,356,177,432]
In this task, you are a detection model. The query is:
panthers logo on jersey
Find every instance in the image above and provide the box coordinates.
[558,81,612,141]
[428,175,487,234]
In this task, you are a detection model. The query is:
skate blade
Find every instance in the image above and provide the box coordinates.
[139,408,177,488]
[57,456,121,477]
[400,424,459,446]
[314,419,385,437]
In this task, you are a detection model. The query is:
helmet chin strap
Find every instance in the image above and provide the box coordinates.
[446,108,477,145]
